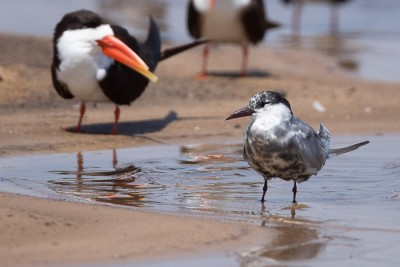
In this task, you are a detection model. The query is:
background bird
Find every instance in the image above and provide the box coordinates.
[187,0,280,77]
[281,0,352,34]
[52,9,205,134]
[225,91,369,203]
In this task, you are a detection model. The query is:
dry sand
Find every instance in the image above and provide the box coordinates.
[0,32,399,266]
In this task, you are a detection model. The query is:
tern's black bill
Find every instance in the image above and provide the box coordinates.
[225,106,254,120]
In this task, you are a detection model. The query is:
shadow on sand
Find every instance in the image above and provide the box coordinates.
[64,110,222,136]
[65,110,178,136]
[205,69,273,79]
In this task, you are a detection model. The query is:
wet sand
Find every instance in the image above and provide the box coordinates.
[0,32,400,266]
[0,192,273,267]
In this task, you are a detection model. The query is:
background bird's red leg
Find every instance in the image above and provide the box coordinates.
[111,106,120,135]
[76,103,86,133]
[196,44,209,79]
[240,45,249,77]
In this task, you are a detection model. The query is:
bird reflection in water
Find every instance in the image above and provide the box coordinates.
[49,149,146,207]
[279,0,360,73]
[281,0,352,35]
[258,220,326,262]
[240,203,326,265]
[283,30,359,76]
[261,202,309,219]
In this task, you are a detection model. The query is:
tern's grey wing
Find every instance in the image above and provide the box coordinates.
[290,118,329,174]
[329,141,369,157]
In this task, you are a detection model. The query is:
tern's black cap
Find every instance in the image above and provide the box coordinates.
[248,91,292,113]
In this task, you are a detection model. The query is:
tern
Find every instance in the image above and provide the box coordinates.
[225,91,369,203]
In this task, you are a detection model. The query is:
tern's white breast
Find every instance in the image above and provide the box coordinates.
[56,25,114,103]
[249,103,294,139]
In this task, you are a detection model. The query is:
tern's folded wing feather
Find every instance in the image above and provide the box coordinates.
[290,118,329,174]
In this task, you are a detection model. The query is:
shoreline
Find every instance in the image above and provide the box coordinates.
[1,31,399,266]
[0,192,273,267]
[1,36,399,157]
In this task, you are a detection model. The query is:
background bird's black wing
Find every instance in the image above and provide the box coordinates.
[51,62,74,99]
[160,39,207,61]
[142,17,161,71]
[240,0,268,44]
[335,0,352,4]
[99,25,150,105]
[187,0,203,39]
[241,0,280,44]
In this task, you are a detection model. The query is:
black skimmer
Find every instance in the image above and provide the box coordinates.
[281,0,351,34]
[225,91,369,203]
[187,0,280,77]
[52,9,205,134]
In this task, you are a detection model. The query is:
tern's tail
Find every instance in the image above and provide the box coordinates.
[318,123,330,153]
[328,141,369,157]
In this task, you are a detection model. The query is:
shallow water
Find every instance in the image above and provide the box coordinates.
[0,0,399,83]
[1,134,400,266]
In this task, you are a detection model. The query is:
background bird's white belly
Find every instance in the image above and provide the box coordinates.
[56,28,114,103]
[203,3,248,43]
[58,56,110,103]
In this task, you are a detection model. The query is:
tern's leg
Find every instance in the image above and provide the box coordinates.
[240,45,249,76]
[261,179,268,202]
[196,44,209,79]
[111,106,120,135]
[75,102,86,133]
[292,181,297,204]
